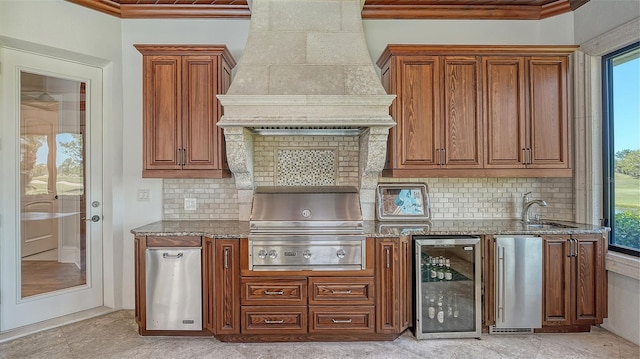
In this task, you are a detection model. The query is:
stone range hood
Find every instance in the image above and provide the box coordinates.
[217,0,395,221]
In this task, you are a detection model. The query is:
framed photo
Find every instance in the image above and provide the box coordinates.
[376,183,431,221]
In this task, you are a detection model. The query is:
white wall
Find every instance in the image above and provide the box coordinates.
[574,0,640,44]
[363,14,574,66]
[0,0,123,309]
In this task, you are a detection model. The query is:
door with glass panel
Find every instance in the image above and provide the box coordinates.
[0,48,103,331]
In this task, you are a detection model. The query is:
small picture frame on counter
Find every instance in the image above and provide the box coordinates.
[376,183,431,221]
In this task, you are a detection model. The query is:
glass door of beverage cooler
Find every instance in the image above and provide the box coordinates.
[414,236,481,339]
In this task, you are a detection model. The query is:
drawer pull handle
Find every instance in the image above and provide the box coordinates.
[331,290,352,294]
[162,253,183,259]
[264,290,284,295]
[331,319,353,324]
[264,319,284,324]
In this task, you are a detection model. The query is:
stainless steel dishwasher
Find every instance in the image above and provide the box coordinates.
[146,247,202,331]
[490,236,542,334]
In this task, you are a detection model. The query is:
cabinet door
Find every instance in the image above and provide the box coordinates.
[398,236,412,332]
[215,60,233,171]
[181,56,219,171]
[441,56,483,168]
[397,56,441,169]
[134,236,145,329]
[143,55,183,173]
[542,235,572,326]
[572,235,604,325]
[527,56,570,168]
[376,238,399,333]
[203,237,215,333]
[215,239,240,334]
[484,57,527,168]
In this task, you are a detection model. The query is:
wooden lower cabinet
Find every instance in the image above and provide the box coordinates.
[214,239,240,334]
[136,236,412,341]
[376,237,412,334]
[215,237,411,341]
[542,234,606,330]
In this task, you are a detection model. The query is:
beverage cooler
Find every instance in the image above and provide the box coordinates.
[414,236,481,339]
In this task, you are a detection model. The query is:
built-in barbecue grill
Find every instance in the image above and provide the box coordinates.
[248,186,366,271]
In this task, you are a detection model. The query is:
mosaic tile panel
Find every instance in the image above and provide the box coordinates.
[276,148,336,186]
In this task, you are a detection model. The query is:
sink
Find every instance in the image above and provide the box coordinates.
[523,221,577,229]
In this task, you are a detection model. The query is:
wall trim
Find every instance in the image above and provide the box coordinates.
[606,252,640,281]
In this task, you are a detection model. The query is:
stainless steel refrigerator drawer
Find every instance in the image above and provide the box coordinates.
[492,236,542,332]
[145,247,202,331]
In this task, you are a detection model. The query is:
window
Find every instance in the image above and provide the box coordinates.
[602,41,640,256]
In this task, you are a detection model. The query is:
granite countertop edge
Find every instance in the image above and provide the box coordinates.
[130,219,609,238]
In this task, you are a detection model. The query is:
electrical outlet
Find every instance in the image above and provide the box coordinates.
[184,198,197,211]
[137,189,150,201]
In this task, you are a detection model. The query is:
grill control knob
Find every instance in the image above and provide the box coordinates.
[268,250,278,259]
[257,249,267,259]
[303,250,312,259]
[336,249,346,259]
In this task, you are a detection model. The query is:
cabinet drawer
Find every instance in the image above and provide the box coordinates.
[241,278,307,305]
[241,306,307,334]
[146,236,201,247]
[309,306,375,333]
[308,277,374,305]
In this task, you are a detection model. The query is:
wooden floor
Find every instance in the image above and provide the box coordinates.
[21,260,86,297]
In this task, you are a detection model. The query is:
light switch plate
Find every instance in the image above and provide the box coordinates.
[184,198,197,211]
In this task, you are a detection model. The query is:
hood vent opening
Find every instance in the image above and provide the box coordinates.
[250,126,364,136]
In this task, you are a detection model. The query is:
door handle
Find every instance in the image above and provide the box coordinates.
[85,215,101,222]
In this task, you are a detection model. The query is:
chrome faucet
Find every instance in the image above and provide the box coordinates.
[521,192,547,223]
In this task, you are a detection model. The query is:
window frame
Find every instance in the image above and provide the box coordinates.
[602,40,640,257]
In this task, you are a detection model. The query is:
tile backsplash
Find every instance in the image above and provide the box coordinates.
[163,135,574,221]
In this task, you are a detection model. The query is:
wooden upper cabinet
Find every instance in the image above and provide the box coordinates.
[377,45,576,177]
[135,45,236,178]
[380,54,481,175]
[485,56,570,172]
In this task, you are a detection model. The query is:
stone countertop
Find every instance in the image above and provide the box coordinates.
[131,219,609,238]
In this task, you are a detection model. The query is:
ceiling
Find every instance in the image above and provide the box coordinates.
[67,0,591,20]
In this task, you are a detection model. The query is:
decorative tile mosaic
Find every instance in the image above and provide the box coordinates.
[276,148,336,186]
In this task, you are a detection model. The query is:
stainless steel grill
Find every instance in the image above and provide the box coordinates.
[248,186,366,271]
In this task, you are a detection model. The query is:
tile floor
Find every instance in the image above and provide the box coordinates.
[0,311,638,359]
